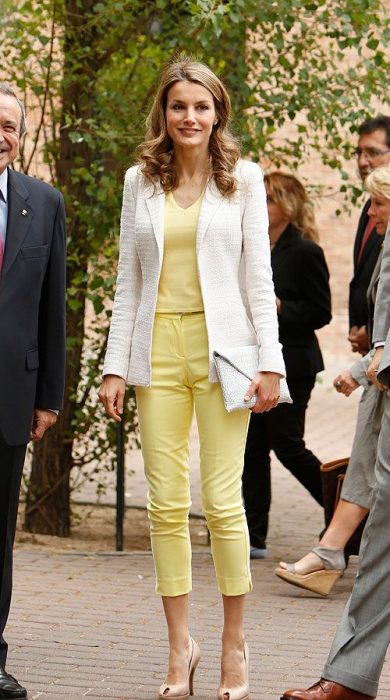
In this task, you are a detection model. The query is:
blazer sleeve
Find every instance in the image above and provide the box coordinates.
[35,191,66,410]
[278,243,332,331]
[103,167,142,380]
[378,327,390,385]
[240,162,285,376]
[372,223,390,345]
[349,350,373,387]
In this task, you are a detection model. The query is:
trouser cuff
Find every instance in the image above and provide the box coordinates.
[323,664,379,697]
[217,575,253,596]
[156,576,192,596]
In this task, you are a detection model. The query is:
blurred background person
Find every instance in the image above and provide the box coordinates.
[276,164,390,596]
[348,115,390,355]
[242,172,331,559]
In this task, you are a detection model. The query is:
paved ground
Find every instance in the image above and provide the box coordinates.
[10,354,390,699]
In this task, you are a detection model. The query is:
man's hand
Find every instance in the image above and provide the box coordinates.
[348,325,369,355]
[30,409,58,441]
[367,347,388,390]
[98,374,126,422]
[333,370,359,396]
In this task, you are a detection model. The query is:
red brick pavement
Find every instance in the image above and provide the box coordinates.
[12,302,390,699]
[7,543,389,699]
[9,366,390,699]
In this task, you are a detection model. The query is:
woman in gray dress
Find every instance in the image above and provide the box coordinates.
[275,164,390,596]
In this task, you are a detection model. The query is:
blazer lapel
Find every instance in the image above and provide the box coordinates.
[196,179,224,253]
[353,200,370,268]
[368,245,383,309]
[3,169,33,276]
[271,225,294,272]
[144,180,165,263]
[357,224,379,271]
[144,176,223,259]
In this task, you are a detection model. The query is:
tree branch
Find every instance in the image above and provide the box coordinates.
[25,0,58,173]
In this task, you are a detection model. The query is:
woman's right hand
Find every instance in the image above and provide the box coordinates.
[98,374,126,422]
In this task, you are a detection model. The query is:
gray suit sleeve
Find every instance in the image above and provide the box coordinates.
[378,327,390,385]
[372,223,390,344]
[350,350,374,387]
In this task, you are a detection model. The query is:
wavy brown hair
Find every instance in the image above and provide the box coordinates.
[264,171,319,243]
[136,56,240,196]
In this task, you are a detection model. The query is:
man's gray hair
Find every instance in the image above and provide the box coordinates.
[0,83,27,137]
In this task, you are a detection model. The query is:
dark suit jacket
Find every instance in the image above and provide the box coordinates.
[349,199,383,329]
[272,224,331,379]
[0,169,66,446]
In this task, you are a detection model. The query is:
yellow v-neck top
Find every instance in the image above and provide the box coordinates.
[156,191,204,313]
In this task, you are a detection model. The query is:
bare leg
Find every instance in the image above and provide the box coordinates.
[220,594,247,695]
[162,594,192,685]
[321,500,369,547]
[279,499,369,574]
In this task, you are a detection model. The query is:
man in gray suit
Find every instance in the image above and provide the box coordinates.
[281,223,390,698]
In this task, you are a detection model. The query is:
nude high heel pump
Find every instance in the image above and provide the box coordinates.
[275,545,346,596]
[159,638,201,699]
[217,642,250,700]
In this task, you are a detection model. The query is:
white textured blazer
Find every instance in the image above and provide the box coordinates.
[103,158,285,386]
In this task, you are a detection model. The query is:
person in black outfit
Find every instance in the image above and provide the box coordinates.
[348,115,390,355]
[242,172,331,558]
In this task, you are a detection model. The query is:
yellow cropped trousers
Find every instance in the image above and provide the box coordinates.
[136,312,252,597]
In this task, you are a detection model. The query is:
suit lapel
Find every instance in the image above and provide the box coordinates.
[144,180,165,263]
[368,245,383,309]
[3,169,33,275]
[357,224,379,271]
[271,225,294,272]
[353,200,370,268]
[196,179,224,252]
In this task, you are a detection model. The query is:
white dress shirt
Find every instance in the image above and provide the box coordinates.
[0,168,8,246]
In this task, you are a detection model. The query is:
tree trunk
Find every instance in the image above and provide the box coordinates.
[25,302,84,535]
[25,0,100,536]
[25,413,72,536]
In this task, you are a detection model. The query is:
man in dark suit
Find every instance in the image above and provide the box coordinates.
[0,84,66,698]
[348,115,390,355]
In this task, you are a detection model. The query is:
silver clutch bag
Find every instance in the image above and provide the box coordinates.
[213,345,292,413]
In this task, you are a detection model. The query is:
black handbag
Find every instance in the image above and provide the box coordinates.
[320,458,368,558]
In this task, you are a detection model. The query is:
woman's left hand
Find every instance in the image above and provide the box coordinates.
[244,371,281,413]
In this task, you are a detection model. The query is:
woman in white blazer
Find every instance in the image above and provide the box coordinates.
[99,57,285,700]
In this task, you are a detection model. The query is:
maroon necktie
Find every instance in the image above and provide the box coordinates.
[357,217,375,265]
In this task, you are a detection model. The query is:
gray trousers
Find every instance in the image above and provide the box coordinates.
[323,389,390,697]
[341,384,384,509]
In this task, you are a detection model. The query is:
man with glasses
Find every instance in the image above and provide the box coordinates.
[348,115,390,355]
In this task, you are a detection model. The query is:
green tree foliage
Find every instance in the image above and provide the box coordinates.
[0,0,388,534]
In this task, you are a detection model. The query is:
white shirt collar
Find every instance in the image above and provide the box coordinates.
[0,168,8,202]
